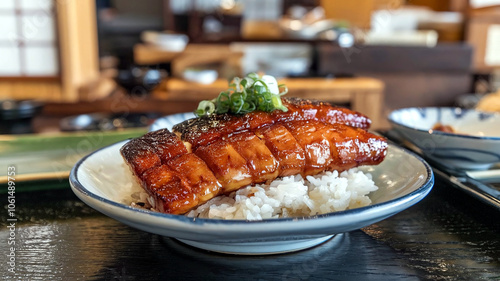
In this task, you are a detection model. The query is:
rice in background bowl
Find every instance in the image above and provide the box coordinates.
[476,90,500,113]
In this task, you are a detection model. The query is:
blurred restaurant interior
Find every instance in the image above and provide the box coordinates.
[1,0,500,170]
[2,1,500,279]
[0,0,499,133]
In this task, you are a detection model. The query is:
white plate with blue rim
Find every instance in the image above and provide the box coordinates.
[70,113,434,255]
[388,107,500,170]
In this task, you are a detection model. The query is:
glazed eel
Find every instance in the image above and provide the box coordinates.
[121,98,387,215]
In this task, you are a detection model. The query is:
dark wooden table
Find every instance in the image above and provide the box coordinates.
[1,175,499,281]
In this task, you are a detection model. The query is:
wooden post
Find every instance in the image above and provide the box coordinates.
[56,0,99,102]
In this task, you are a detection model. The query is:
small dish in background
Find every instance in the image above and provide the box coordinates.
[0,99,44,134]
[115,66,167,94]
[388,107,500,170]
[141,30,188,51]
[182,68,218,85]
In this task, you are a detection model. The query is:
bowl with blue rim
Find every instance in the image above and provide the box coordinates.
[388,107,500,170]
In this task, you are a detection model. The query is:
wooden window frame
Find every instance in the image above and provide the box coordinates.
[0,0,60,79]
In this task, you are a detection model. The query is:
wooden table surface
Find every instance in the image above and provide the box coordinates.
[1,173,499,280]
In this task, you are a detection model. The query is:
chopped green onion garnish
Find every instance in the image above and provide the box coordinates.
[195,73,288,117]
[195,100,216,116]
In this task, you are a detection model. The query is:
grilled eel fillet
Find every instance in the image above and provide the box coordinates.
[121,99,387,215]
[174,97,372,149]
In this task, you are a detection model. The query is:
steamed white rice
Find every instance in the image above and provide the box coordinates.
[130,167,378,220]
[184,169,377,220]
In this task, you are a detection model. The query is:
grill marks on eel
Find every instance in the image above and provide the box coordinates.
[121,129,221,214]
[173,97,372,149]
[121,120,387,215]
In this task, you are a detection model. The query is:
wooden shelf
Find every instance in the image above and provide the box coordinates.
[134,43,243,77]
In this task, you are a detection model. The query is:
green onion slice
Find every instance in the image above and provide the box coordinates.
[195,73,288,117]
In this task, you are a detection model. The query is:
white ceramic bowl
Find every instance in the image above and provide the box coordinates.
[182,69,218,84]
[388,107,500,170]
[69,113,434,255]
[70,142,433,255]
[141,31,188,51]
